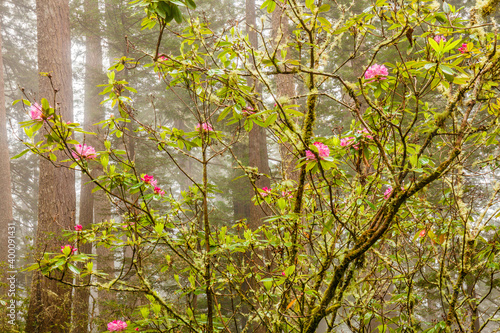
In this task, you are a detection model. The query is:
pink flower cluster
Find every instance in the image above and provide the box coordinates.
[384,187,393,200]
[60,245,77,254]
[384,186,404,200]
[141,174,157,187]
[340,128,372,150]
[30,103,44,121]
[365,64,388,82]
[72,144,97,160]
[357,128,373,139]
[261,187,272,197]
[340,137,356,149]
[196,122,214,132]
[305,142,330,161]
[158,55,168,61]
[281,191,293,199]
[154,187,165,196]
[458,43,468,54]
[242,106,256,116]
[141,174,165,196]
[433,35,446,44]
[74,225,83,232]
[107,320,127,331]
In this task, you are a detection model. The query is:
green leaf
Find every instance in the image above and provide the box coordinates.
[11,148,30,160]
[68,264,81,275]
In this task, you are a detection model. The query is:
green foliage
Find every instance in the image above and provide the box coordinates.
[16,0,500,332]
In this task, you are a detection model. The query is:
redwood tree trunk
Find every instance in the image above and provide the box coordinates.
[272,3,298,182]
[72,0,104,331]
[0,15,14,296]
[246,0,271,230]
[25,1,76,332]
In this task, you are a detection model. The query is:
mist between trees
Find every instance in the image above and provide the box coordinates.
[2,0,500,332]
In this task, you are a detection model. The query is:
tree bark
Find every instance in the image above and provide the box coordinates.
[72,1,104,332]
[0,14,14,298]
[25,1,76,332]
[272,3,298,182]
[246,0,271,230]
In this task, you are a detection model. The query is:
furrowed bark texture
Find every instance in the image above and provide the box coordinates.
[0,17,14,275]
[25,1,76,332]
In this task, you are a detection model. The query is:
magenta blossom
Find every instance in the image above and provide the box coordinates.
[261,187,272,197]
[72,144,97,160]
[158,55,168,61]
[141,174,158,187]
[305,142,330,161]
[433,35,446,44]
[384,186,404,200]
[154,186,165,196]
[196,122,214,132]
[384,187,393,200]
[29,103,43,121]
[107,320,128,332]
[74,225,83,232]
[281,271,286,276]
[242,106,256,116]
[340,137,359,150]
[340,137,355,147]
[60,245,77,254]
[365,64,388,81]
[458,43,468,54]
[357,128,373,140]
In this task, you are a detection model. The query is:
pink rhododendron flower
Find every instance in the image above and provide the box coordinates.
[72,144,97,160]
[357,128,373,140]
[365,64,388,81]
[384,187,393,200]
[305,142,330,161]
[60,245,77,254]
[158,55,168,61]
[433,35,446,44]
[458,43,468,54]
[340,137,355,147]
[141,174,158,187]
[29,103,43,121]
[419,230,427,238]
[242,106,255,116]
[384,186,404,199]
[261,187,272,197]
[74,225,83,232]
[107,320,128,332]
[281,271,286,276]
[154,186,165,196]
[196,122,214,132]
[281,191,293,199]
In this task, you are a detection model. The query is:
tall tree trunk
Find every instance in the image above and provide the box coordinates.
[72,1,104,332]
[0,14,14,300]
[246,0,271,230]
[272,3,298,182]
[25,1,76,332]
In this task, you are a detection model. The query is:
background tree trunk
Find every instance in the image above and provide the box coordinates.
[72,0,104,331]
[25,1,76,332]
[272,3,298,182]
[0,13,14,302]
[246,0,271,230]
